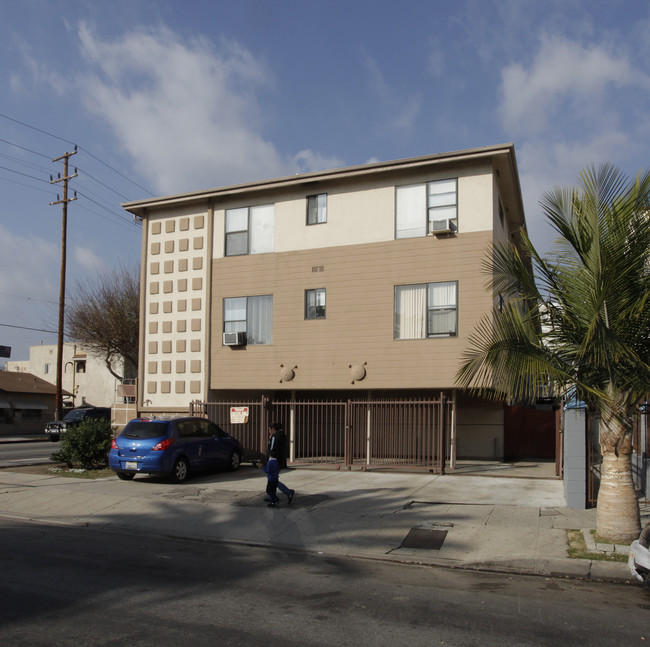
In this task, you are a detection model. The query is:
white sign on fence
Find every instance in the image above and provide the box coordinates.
[230,406,249,424]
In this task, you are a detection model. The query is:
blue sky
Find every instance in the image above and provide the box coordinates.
[2,0,650,362]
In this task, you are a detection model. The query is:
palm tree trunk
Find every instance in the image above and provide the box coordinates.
[596,450,641,543]
[596,400,641,543]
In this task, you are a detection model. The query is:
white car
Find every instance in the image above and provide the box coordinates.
[628,522,650,589]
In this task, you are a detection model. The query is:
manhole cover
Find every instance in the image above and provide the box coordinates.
[400,527,448,550]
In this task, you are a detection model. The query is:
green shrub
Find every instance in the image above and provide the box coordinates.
[51,418,113,469]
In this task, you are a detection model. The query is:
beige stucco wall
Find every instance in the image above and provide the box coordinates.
[210,162,495,259]
[455,395,505,459]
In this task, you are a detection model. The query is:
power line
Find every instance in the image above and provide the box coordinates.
[0,136,53,159]
[0,112,156,198]
[74,189,141,229]
[0,174,54,195]
[0,292,58,305]
[0,150,52,176]
[0,164,51,185]
[0,322,58,334]
[77,145,155,197]
[0,134,139,204]
[0,112,76,147]
[75,164,131,201]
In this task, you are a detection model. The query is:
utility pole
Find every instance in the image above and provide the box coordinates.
[50,147,77,420]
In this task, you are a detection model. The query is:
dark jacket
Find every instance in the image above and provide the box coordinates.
[268,430,287,469]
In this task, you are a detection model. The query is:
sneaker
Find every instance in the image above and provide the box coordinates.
[267,501,277,507]
[287,490,295,504]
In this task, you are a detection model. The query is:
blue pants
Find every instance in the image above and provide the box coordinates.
[266,478,291,502]
[264,458,291,502]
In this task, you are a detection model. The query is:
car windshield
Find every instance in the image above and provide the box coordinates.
[121,420,169,439]
[63,410,87,422]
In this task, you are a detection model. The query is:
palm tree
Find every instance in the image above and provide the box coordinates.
[457,164,650,543]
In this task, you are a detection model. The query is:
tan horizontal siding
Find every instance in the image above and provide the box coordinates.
[208,231,493,391]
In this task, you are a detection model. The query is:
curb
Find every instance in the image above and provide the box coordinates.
[0,506,633,584]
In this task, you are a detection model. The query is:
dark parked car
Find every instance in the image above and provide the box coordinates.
[109,416,243,483]
[45,407,112,442]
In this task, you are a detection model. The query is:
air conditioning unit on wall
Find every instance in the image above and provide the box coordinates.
[223,331,246,346]
[429,218,457,235]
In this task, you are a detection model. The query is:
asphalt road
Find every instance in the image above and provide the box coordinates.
[0,518,648,646]
[0,440,54,468]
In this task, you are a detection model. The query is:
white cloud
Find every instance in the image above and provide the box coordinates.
[73,246,109,272]
[362,52,421,133]
[518,130,639,254]
[293,150,345,175]
[75,24,291,194]
[500,35,649,136]
[0,224,59,358]
[498,33,650,256]
[0,225,59,300]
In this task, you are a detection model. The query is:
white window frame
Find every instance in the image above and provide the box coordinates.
[307,194,327,225]
[394,281,458,339]
[225,204,274,256]
[223,295,273,345]
[395,179,457,239]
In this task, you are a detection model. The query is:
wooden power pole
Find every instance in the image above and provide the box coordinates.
[50,147,77,420]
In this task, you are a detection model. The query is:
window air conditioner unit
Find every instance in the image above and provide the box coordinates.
[223,331,246,346]
[429,218,456,234]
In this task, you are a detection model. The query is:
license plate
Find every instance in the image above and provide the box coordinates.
[125,461,139,470]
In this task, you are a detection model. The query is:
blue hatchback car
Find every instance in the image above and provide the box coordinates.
[109,416,243,483]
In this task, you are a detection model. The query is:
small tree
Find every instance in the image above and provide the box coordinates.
[51,418,113,469]
[65,264,139,380]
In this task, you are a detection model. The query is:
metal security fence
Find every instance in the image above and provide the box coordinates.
[632,404,649,500]
[191,394,450,473]
[271,401,347,465]
[190,399,268,463]
[347,399,447,470]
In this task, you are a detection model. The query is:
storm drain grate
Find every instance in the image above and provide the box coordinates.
[400,527,448,550]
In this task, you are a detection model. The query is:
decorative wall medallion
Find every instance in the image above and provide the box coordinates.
[280,365,296,382]
[350,363,366,382]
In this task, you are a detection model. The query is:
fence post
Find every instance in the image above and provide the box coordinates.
[438,392,446,474]
[289,401,295,463]
[260,396,266,457]
[345,400,352,467]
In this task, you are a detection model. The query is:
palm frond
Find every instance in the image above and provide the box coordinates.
[458,163,650,413]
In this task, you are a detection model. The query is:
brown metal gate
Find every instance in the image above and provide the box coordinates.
[191,395,449,473]
[504,405,559,460]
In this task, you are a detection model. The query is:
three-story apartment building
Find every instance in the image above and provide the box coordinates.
[123,143,527,463]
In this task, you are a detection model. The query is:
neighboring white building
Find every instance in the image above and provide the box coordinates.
[6,343,123,409]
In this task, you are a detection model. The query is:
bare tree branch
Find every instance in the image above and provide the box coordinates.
[65,265,139,381]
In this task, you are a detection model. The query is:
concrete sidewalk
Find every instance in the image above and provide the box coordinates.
[0,464,643,583]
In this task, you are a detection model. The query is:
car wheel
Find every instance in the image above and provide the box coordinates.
[116,471,135,481]
[229,449,242,471]
[172,457,189,483]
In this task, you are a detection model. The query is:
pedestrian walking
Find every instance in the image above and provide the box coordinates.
[267,421,287,470]
[262,447,294,507]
